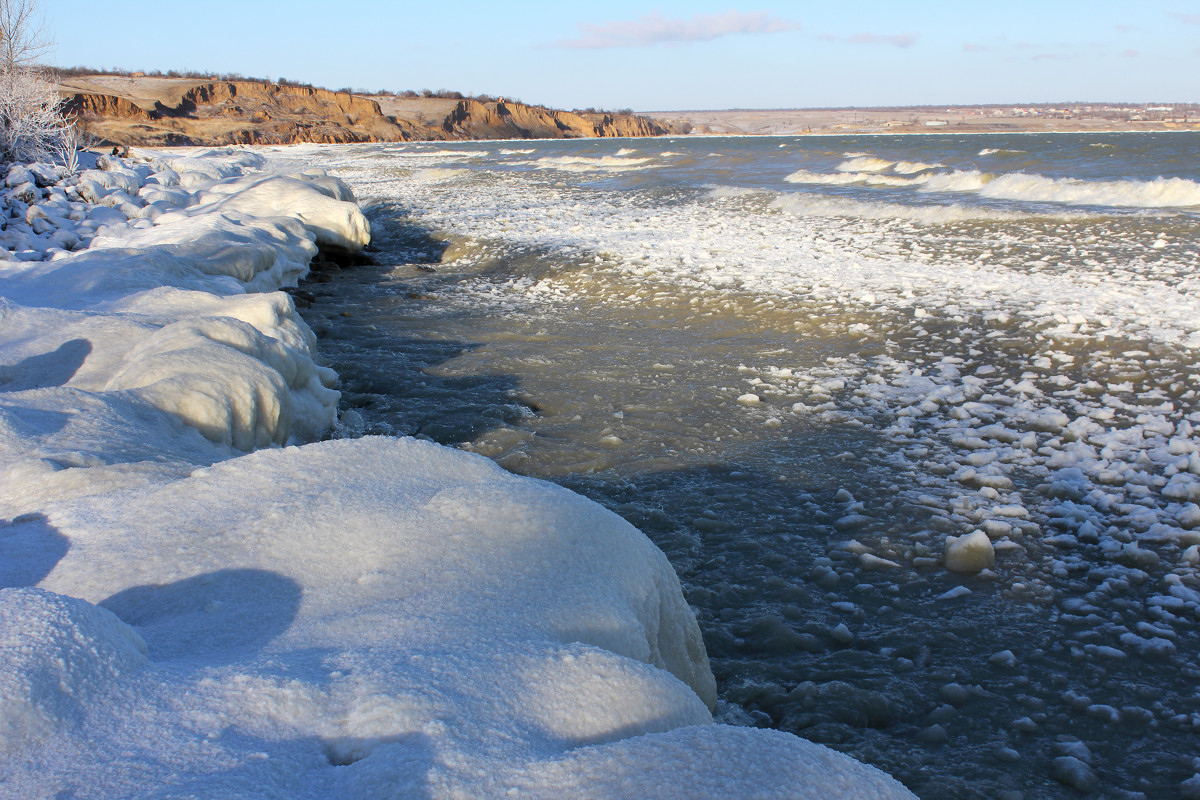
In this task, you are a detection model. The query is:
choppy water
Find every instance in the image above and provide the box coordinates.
[266,133,1200,799]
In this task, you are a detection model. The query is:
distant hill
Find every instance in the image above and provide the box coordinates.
[58,75,679,147]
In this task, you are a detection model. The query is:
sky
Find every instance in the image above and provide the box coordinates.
[45,1,1200,110]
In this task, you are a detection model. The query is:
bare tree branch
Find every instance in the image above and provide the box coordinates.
[0,0,51,74]
[0,0,77,168]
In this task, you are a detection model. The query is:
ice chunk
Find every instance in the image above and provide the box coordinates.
[988,650,1017,668]
[944,530,996,574]
[830,623,855,643]
[860,553,901,569]
[1051,755,1098,792]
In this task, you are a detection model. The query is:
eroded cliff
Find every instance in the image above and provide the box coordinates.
[60,76,678,146]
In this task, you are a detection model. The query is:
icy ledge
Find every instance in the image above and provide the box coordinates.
[0,148,915,798]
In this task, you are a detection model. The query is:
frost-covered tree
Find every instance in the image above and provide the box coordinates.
[0,0,74,166]
[0,0,49,72]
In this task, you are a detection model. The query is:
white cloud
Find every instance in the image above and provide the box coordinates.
[554,10,801,49]
[1169,12,1200,24]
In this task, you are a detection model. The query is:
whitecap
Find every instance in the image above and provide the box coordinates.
[917,170,992,193]
[978,173,1200,208]
[529,156,658,173]
[893,160,944,174]
[405,149,490,159]
[836,156,895,173]
[785,169,917,188]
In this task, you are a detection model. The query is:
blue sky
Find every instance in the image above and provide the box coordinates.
[46,1,1200,110]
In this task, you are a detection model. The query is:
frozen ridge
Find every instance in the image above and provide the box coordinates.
[0,149,915,798]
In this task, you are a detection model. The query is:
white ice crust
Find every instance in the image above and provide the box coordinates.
[0,149,915,798]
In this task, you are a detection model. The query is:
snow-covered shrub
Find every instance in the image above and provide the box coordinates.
[0,0,79,168]
[0,67,72,165]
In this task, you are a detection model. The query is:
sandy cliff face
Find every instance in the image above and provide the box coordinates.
[62,93,150,120]
[586,112,675,138]
[60,77,678,146]
[63,80,423,147]
[442,99,673,139]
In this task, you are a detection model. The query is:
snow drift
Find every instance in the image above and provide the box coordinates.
[0,147,915,798]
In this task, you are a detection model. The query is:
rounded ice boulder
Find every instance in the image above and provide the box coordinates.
[944,530,996,574]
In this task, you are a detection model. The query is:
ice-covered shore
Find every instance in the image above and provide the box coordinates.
[0,148,915,798]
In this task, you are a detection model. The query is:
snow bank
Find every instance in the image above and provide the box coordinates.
[0,148,348,466]
[0,148,916,798]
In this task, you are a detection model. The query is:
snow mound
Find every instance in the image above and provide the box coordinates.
[104,316,336,449]
[188,173,371,251]
[509,725,914,799]
[4,436,913,797]
[0,588,146,749]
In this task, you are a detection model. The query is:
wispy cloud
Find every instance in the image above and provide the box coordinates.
[820,31,917,48]
[1169,12,1200,24]
[554,10,801,49]
[962,43,989,53]
[848,32,916,47]
[1121,48,1139,58]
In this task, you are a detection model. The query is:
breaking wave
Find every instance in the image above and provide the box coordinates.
[788,163,1200,209]
[529,155,659,173]
[785,169,918,188]
[836,156,894,173]
[893,160,943,174]
[978,173,1200,208]
[405,149,491,159]
[916,170,991,193]
[834,156,943,175]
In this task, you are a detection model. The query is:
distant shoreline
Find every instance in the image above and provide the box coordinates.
[645,106,1200,137]
[653,128,1200,140]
